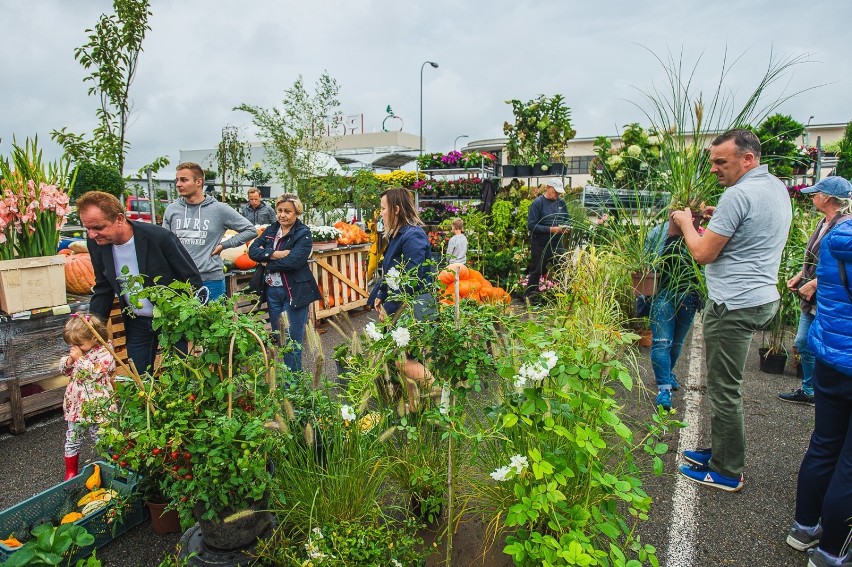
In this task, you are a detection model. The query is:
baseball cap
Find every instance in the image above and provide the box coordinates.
[800,176,852,198]
[548,179,565,194]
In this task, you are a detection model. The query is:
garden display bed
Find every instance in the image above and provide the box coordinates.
[0,461,147,562]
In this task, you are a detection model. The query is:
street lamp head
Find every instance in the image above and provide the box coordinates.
[428,61,439,68]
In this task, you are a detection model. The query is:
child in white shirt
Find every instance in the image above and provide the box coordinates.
[446,217,468,265]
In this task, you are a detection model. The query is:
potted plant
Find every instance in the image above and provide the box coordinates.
[245,162,272,190]
[503,94,576,178]
[638,50,807,211]
[93,281,287,551]
[0,137,74,313]
[308,225,342,251]
[759,312,789,373]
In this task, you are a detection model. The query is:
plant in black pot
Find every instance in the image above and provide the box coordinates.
[93,280,289,553]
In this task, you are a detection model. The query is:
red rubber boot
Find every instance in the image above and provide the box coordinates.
[64,454,79,481]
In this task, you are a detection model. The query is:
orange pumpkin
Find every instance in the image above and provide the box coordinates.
[65,254,95,295]
[58,248,73,256]
[233,253,257,271]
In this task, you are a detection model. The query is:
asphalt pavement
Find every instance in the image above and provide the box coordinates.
[1,311,816,566]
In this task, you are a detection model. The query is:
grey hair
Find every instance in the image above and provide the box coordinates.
[831,196,852,215]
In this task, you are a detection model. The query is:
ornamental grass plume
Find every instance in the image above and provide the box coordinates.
[634,47,813,210]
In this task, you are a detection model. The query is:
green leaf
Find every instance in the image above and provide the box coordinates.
[503,413,519,428]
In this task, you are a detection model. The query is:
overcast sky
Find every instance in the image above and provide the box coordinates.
[1,0,850,173]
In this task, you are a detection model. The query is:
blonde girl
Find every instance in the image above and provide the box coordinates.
[60,313,116,480]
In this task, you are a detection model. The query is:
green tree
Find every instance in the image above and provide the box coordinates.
[754,114,805,179]
[51,0,152,174]
[215,125,250,201]
[69,160,125,200]
[236,72,342,214]
[836,121,852,180]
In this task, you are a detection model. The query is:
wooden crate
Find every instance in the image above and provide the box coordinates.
[310,244,370,320]
[0,256,67,315]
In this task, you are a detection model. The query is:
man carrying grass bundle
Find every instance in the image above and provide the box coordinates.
[669,129,792,492]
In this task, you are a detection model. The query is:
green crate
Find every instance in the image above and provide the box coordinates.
[0,461,148,562]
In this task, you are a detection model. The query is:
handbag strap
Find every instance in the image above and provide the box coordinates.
[839,259,852,303]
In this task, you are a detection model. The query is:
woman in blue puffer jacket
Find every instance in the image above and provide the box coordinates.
[788,191,852,567]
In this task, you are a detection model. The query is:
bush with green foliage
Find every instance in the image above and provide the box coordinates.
[70,161,125,200]
[754,114,806,178]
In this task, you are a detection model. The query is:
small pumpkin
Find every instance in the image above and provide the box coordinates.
[60,512,83,524]
[65,254,96,295]
[233,253,257,271]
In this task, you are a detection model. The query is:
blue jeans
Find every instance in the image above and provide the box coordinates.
[794,311,816,395]
[794,360,852,556]
[650,290,700,389]
[266,285,310,373]
[203,279,226,302]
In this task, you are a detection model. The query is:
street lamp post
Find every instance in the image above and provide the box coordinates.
[418,61,439,209]
[419,61,439,157]
[453,134,469,152]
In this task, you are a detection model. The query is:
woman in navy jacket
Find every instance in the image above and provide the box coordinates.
[248,193,321,373]
[787,179,852,566]
[367,187,435,409]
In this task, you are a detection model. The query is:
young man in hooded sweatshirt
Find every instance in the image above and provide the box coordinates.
[163,162,258,301]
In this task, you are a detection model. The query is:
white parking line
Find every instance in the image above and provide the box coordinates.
[0,413,63,442]
[666,320,704,567]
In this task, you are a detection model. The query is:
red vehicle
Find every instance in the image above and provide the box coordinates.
[125,197,168,223]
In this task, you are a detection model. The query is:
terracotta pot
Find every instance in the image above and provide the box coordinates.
[630,271,658,297]
[146,501,181,534]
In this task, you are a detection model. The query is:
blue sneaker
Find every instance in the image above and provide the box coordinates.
[678,464,743,492]
[656,389,672,411]
[670,373,680,391]
[683,448,712,467]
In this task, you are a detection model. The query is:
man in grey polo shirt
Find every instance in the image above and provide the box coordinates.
[669,129,792,492]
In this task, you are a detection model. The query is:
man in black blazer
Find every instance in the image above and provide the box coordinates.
[76,191,202,374]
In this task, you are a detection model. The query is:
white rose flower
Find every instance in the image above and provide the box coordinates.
[340,404,356,423]
[364,321,383,342]
[647,135,660,146]
[513,375,527,390]
[391,327,411,348]
[385,267,401,291]
[542,350,558,370]
[490,465,512,482]
[627,144,642,158]
[509,454,529,473]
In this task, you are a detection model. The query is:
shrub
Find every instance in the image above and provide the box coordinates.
[70,161,125,200]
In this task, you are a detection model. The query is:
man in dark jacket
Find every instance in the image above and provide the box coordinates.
[77,191,202,374]
[240,187,277,225]
[524,179,569,301]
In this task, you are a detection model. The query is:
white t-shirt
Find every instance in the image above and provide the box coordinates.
[112,237,155,317]
[446,233,468,265]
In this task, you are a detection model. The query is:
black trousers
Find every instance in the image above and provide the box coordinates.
[525,237,562,297]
